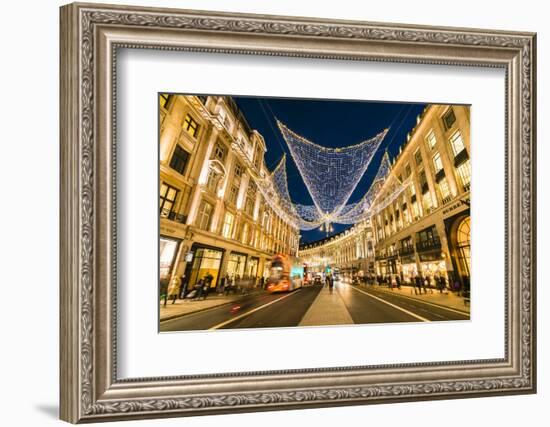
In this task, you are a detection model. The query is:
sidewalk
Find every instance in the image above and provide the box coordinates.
[357,283,470,314]
[160,290,264,322]
[299,285,354,326]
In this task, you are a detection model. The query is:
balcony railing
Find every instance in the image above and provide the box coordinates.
[441,195,453,205]
[415,238,442,252]
[399,246,415,257]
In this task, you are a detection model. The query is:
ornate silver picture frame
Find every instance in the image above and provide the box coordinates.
[60,2,536,423]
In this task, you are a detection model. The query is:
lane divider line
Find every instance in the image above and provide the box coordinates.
[364,287,470,317]
[350,285,430,322]
[208,290,301,330]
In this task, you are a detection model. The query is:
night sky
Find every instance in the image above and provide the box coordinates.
[232,96,427,244]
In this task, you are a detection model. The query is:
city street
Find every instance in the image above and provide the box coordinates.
[160,280,469,332]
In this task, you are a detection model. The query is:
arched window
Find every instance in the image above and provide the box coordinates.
[456,216,470,276]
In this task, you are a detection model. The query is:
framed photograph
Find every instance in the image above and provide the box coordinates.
[60,2,536,423]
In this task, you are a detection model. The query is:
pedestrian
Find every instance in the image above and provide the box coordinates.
[414,274,422,295]
[396,274,401,290]
[194,278,204,300]
[202,275,212,300]
[434,274,442,293]
[223,274,231,296]
[453,280,461,294]
[159,280,168,307]
[442,275,448,293]
[179,274,187,299]
[259,276,265,290]
[167,275,180,304]
[423,275,433,294]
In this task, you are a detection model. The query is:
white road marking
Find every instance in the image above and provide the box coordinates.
[208,290,301,330]
[367,288,470,317]
[350,285,430,322]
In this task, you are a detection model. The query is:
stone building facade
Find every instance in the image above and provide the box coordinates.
[300,104,471,290]
[159,94,300,293]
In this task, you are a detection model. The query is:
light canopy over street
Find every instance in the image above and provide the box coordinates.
[158,94,471,331]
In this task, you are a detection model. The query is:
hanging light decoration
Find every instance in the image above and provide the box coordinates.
[252,123,411,235]
[277,120,388,220]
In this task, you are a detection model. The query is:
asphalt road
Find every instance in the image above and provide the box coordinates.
[160,284,323,332]
[160,281,469,332]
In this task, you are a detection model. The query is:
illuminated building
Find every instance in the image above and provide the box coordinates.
[300,104,471,290]
[159,94,300,292]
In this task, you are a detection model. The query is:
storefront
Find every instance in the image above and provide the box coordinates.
[445,212,471,291]
[226,252,247,279]
[418,253,448,282]
[159,236,181,284]
[400,258,418,284]
[185,244,224,292]
[246,256,259,281]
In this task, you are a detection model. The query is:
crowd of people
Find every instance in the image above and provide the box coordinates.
[351,272,465,295]
[159,273,268,306]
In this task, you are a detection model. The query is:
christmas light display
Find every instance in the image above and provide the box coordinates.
[333,152,393,224]
[277,120,388,219]
[252,124,411,235]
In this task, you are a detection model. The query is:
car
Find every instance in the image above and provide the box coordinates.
[313,276,322,285]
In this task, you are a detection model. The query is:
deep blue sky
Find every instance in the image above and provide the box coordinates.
[232,96,427,244]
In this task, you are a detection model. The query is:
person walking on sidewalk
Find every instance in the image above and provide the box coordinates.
[223,274,231,296]
[194,278,204,300]
[167,275,180,305]
[160,280,168,307]
[178,274,187,299]
[202,274,213,300]
[414,274,422,295]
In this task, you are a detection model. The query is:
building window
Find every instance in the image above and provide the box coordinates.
[414,148,422,165]
[254,148,262,170]
[223,115,232,131]
[206,169,220,193]
[228,185,239,205]
[416,226,440,249]
[432,151,444,173]
[196,199,213,231]
[222,212,234,238]
[411,201,420,220]
[169,145,190,175]
[443,108,457,130]
[212,143,227,162]
[422,191,433,213]
[409,182,416,197]
[234,163,243,178]
[405,163,411,177]
[456,159,471,191]
[183,114,200,138]
[159,93,171,109]
[438,177,452,203]
[159,183,178,218]
[449,131,466,156]
[456,217,471,277]
[402,203,410,224]
[244,197,254,216]
[426,130,437,150]
[419,169,429,194]
[241,222,249,245]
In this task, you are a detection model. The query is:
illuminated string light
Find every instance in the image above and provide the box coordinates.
[252,125,409,235]
[277,120,387,219]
